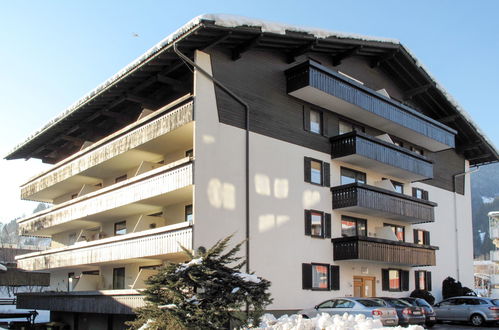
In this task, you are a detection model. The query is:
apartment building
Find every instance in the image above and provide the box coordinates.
[489,211,499,297]
[5,15,498,329]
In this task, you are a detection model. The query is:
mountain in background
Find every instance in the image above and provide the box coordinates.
[0,203,50,248]
[471,162,499,259]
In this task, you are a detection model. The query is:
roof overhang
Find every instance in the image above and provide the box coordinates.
[5,14,498,166]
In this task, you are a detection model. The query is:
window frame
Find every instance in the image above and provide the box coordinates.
[115,174,127,183]
[309,109,323,135]
[338,119,365,135]
[311,263,330,291]
[310,211,324,238]
[185,149,194,158]
[413,229,430,245]
[391,180,404,194]
[305,210,331,239]
[112,267,125,290]
[304,157,330,187]
[341,215,367,237]
[114,221,127,236]
[411,146,424,156]
[185,204,193,222]
[412,187,429,200]
[384,223,405,241]
[340,167,366,185]
[415,270,432,291]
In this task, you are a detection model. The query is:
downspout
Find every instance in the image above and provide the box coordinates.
[173,43,251,274]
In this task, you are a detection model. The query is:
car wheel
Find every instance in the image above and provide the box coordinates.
[301,314,309,319]
[470,314,485,327]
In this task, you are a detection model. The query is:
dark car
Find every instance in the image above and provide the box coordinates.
[433,296,499,326]
[400,297,437,328]
[373,297,425,326]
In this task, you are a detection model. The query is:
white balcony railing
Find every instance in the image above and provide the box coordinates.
[18,161,193,235]
[490,222,499,240]
[16,223,192,271]
[21,96,193,200]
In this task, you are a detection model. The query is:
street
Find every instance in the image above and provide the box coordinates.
[431,323,499,329]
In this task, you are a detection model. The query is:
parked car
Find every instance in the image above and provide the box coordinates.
[400,297,437,328]
[433,296,499,326]
[298,297,398,326]
[372,297,425,326]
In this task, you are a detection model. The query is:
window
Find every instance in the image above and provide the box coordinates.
[333,299,355,308]
[302,264,339,291]
[411,146,424,156]
[304,210,331,238]
[185,149,194,158]
[317,300,335,309]
[384,223,405,241]
[338,120,364,135]
[115,174,127,183]
[412,188,429,200]
[382,269,409,292]
[113,268,125,289]
[304,157,330,187]
[185,204,193,222]
[391,180,404,194]
[413,229,430,245]
[114,221,126,236]
[415,270,432,291]
[393,139,404,148]
[340,167,366,185]
[68,272,77,291]
[341,216,367,237]
[309,109,322,134]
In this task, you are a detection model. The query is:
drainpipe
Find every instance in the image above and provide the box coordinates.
[173,43,251,274]
[452,167,479,281]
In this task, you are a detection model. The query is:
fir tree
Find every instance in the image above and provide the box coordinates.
[128,235,272,329]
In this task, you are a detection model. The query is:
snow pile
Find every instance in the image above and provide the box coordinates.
[235,272,262,283]
[253,312,424,330]
[176,257,203,272]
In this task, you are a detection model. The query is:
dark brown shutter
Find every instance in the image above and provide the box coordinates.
[424,231,430,245]
[401,270,409,291]
[304,157,311,183]
[303,106,311,131]
[415,271,421,290]
[302,263,312,290]
[422,190,429,200]
[324,213,331,238]
[413,229,418,244]
[412,187,417,198]
[330,265,340,290]
[381,269,389,291]
[426,271,432,291]
[323,162,330,187]
[322,112,329,137]
[304,210,312,236]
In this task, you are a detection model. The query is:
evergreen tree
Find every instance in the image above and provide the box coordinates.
[128,235,272,329]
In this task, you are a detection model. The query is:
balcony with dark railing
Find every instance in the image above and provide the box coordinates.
[285,60,456,152]
[330,131,433,181]
[332,236,437,266]
[331,183,436,223]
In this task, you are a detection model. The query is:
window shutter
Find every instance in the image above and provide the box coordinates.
[302,263,312,290]
[401,270,409,291]
[323,162,331,187]
[381,269,389,291]
[304,157,311,183]
[324,213,331,238]
[303,106,311,131]
[422,190,429,200]
[304,210,312,236]
[413,229,418,244]
[412,187,417,198]
[330,265,340,290]
[424,231,431,245]
[415,271,420,290]
[322,113,329,137]
[426,271,432,291]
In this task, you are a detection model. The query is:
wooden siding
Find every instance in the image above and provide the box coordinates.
[16,224,192,271]
[332,236,437,266]
[21,99,193,200]
[331,183,436,223]
[286,61,456,148]
[18,161,193,235]
[330,131,433,180]
[16,290,145,314]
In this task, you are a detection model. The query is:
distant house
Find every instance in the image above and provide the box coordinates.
[5,15,498,330]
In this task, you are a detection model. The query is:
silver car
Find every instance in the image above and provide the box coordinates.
[433,296,499,326]
[298,297,399,326]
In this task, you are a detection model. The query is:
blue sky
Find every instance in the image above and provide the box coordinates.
[0,0,498,222]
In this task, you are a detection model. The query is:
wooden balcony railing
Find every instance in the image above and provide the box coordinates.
[16,223,192,271]
[18,161,193,235]
[332,236,437,266]
[331,183,436,224]
[16,289,145,314]
[285,60,456,151]
[21,96,193,200]
[330,131,433,181]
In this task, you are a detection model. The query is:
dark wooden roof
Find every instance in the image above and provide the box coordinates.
[5,17,497,166]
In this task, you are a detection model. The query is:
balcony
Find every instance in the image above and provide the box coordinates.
[331,183,436,224]
[285,61,456,151]
[18,160,193,236]
[330,131,433,181]
[16,290,145,314]
[332,236,438,266]
[16,223,192,271]
[21,96,193,202]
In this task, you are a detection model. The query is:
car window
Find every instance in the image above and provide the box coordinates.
[356,299,384,307]
[464,299,484,305]
[318,300,335,309]
[384,298,411,307]
[334,299,354,308]
[371,298,388,306]
[415,299,431,308]
[440,299,457,306]
[492,299,499,306]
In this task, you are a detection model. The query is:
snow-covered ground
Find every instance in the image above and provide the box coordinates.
[0,305,49,324]
[254,313,425,330]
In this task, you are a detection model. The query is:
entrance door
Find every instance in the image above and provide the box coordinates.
[353,276,376,297]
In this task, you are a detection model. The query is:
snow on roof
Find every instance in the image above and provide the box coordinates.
[489,211,499,218]
[7,14,497,159]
